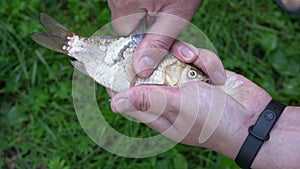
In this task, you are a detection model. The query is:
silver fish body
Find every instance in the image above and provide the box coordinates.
[31,13,210,92]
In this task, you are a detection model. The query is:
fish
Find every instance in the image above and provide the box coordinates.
[31,13,210,92]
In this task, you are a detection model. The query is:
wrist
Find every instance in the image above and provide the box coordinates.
[251,106,300,168]
[203,96,272,159]
[235,99,286,168]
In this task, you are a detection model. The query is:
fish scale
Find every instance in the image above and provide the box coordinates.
[31,13,210,92]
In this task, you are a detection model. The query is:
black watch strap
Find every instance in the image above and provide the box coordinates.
[235,99,286,169]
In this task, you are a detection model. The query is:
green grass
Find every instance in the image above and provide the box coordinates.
[1,0,299,168]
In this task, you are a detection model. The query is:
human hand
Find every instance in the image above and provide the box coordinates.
[105,41,227,97]
[109,48,272,159]
[106,0,229,84]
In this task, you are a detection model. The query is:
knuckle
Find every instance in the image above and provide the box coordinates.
[130,87,151,111]
[151,37,171,50]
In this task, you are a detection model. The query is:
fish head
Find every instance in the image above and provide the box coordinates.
[164,60,210,87]
[179,65,210,85]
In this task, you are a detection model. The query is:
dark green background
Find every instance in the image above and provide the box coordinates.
[1,0,299,168]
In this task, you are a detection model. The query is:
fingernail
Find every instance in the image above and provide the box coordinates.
[136,56,155,76]
[213,71,226,84]
[112,98,132,113]
[180,46,195,60]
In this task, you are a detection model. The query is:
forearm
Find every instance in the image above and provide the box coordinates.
[252,106,300,169]
[207,105,300,169]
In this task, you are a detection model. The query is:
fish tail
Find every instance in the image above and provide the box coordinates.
[31,13,74,54]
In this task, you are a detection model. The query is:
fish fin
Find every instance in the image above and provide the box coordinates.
[31,13,75,54]
[71,61,89,76]
[40,13,70,38]
[31,32,67,54]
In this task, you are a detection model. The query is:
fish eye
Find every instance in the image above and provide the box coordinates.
[187,70,197,79]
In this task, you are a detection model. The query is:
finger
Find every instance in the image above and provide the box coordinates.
[170,41,199,63]
[110,12,146,36]
[125,110,172,133]
[105,88,117,97]
[110,85,181,136]
[171,42,226,85]
[108,0,146,36]
[126,109,186,144]
[110,85,180,117]
[194,49,226,85]
[121,110,181,141]
[133,13,190,77]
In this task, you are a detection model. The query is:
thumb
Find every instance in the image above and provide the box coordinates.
[110,85,180,115]
[170,42,226,85]
[133,13,190,77]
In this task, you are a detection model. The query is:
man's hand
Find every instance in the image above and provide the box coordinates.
[110,48,272,159]
[107,0,229,84]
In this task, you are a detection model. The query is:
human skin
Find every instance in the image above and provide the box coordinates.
[108,0,226,85]
[107,1,300,168]
[278,0,300,11]
[110,48,300,169]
